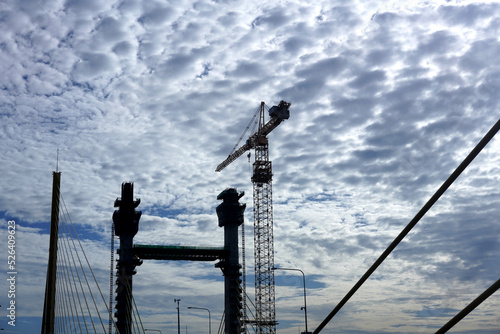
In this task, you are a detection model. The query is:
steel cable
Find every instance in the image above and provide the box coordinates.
[61,194,112,333]
[57,239,76,333]
[60,209,92,333]
[313,118,500,333]
[60,219,86,333]
[435,277,500,333]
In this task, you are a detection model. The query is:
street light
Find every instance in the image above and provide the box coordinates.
[188,306,211,334]
[272,267,309,334]
[174,299,181,334]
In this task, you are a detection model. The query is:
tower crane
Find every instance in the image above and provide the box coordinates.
[216,100,291,334]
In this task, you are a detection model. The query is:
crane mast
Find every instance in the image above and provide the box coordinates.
[216,100,291,334]
[252,105,276,334]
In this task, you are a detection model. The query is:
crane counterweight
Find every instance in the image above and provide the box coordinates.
[268,100,291,120]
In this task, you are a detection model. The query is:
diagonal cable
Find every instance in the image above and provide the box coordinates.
[60,210,91,333]
[57,211,81,333]
[59,203,97,333]
[435,277,500,333]
[61,211,89,333]
[61,194,119,333]
[313,118,500,333]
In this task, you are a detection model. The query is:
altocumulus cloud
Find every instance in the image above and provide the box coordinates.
[0,1,499,333]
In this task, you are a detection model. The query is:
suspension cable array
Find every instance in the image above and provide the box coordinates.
[313,118,500,334]
[46,190,146,333]
[41,118,500,334]
[54,194,118,333]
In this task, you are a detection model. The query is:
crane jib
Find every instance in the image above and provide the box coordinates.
[215,118,283,172]
[215,100,291,172]
[216,143,252,172]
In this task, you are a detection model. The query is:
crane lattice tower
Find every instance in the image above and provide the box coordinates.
[252,122,276,334]
[216,101,291,334]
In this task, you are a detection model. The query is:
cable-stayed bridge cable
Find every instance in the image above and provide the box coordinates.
[50,193,123,333]
[435,277,500,334]
[58,210,86,333]
[313,118,500,333]
[59,205,96,333]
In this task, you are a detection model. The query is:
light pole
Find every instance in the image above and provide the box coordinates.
[188,306,211,334]
[272,267,309,334]
[174,299,181,334]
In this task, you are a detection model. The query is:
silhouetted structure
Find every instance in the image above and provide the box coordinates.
[113,182,142,334]
[216,101,291,334]
[216,188,246,334]
[41,171,61,334]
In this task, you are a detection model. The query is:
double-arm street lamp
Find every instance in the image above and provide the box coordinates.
[272,267,309,334]
[187,306,211,334]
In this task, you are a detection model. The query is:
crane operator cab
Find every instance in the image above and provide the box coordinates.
[268,100,291,120]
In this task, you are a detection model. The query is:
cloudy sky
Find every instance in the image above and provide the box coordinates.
[1,0,500,333]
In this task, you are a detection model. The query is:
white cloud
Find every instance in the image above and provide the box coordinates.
[1,0,499,333]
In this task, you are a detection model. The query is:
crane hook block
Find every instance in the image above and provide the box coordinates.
[268,100,291,120]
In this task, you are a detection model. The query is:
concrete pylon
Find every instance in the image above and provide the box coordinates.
[113,182,142,334]
[216,188,246,334]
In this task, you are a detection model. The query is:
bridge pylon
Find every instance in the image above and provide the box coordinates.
[113,182,142,334]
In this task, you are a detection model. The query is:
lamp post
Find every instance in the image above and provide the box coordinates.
[188,306,211,334]
[174,299,181,334]
[272,267,309,334]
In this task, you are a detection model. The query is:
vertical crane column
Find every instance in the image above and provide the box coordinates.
[252,104,276,333]
[113,182,142,334]
[216,188,246,334]
[215,100,290,334]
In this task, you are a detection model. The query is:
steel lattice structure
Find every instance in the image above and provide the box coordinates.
[252,133,276,334]
[216,101,290,334]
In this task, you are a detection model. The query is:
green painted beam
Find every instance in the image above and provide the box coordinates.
[132,244,227,262]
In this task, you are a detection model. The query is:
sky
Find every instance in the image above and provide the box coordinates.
[0,0,500,333]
